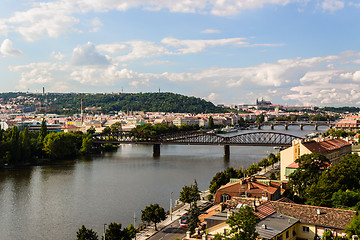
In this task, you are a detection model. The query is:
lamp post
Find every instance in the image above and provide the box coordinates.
[104,224,107,240]
[170,192,173,221]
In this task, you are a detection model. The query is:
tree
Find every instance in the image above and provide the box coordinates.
[105,222,131,240]
[102,126,111,135]
[38,119,48,142]
[43,132,80,159]
[226,205,259,240]
[245,164,261,176]
[208,116,214,129]
[141,204,166,231]
[288,153,329,201]
[345,214,360,237]
[209,167,243,194]
[255,114,264,124]
[80,134,93,154]
[76,225,98,240]
[180,180,200,207]
[187,204,202,234]
[110,122,122,133]
[87,126,96,135]
[306,154,360,207]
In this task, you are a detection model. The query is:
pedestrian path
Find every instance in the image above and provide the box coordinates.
[135,190,210,240]
[135,203,189,240]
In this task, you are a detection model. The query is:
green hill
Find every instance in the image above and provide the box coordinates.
[1,92,228,114]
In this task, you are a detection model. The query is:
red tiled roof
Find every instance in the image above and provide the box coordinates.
[270,201,356,229]
[287,162,299,168]
[303,138,350,153]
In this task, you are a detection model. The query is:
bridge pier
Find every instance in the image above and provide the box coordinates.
[315,125,318,130]
[224,145,230,158]
[284,124,288,130]
[300,124,303,130]
[153,144,160,157]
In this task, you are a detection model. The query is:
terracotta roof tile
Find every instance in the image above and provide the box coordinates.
[270,201,356,229]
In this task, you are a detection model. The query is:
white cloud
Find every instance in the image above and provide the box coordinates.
[0,39,23,57]
[204,92,220,102]
[71,42,110,66]
[70,65,141,85]
[9,49,360,106]
[90,17,103,32]
[201,29,221,34]
[143,60,174,66]
[0,0,317,41]
[161,37,248,54]
[321,0,345,12]
[50,51,66,61]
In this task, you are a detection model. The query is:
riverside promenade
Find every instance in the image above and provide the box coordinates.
[136,191,211,240]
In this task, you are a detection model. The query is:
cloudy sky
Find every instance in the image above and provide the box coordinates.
[1,0,360,106]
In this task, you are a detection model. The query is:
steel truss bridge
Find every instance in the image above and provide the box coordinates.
[93,131,301,157]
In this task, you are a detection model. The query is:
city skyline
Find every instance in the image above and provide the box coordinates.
[1,0,360,106]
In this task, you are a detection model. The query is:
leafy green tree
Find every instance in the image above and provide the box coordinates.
[331,189,360,208]
[76,225,98,240]
[141,204,166,231]
[209,167,243,194]
[125,224,136,239]
[180,180,200,207]
[208,116,214,129]
[306,154,360,207]
[38,119,48,143]
[110,122,122,133]
[345,214,360,236]
[105,222,133,240]
[187,204,202,234]
[43,132,80,159]
[245,164,261,176]
[226,205,259,240]
[255,114,264,124]
[80,134,93,154]
[87,126,96,135]
[322,230,334,240]
[102,126,111,135]
[288,153,329,201]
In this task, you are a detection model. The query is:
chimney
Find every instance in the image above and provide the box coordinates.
[317,209,321,215]
[261,224,267,229]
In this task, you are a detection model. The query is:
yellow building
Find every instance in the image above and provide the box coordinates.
[280,138,351,181]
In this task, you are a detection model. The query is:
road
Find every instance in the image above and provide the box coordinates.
[147,219,187,240]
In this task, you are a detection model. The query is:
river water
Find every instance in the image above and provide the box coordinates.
[0,126,328,239]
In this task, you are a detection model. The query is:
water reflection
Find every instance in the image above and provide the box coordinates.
[0,128,327,239]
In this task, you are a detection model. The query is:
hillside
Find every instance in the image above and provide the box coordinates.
[0,92,228,114]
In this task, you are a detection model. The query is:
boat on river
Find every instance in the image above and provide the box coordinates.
[221,126,238,133]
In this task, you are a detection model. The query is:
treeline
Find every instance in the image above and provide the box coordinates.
[208,153,280,195]
[76,223,136,240]
[0,120,101,167]
[321,106,360,113]
[130,123,200,138]
[6,92,227,114]
[288,153,360,209]
[323,128,359,138]
[273,113,338,122]
[287,153,360,234]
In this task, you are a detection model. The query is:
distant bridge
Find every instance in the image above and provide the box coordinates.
[93,131,302,157]
[253,121,335,130]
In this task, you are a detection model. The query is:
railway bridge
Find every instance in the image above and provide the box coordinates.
[93,131,302,157]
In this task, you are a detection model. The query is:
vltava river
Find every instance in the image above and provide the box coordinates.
[0,126,327,239]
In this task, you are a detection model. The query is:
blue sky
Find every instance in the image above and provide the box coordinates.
[1,0,360,107]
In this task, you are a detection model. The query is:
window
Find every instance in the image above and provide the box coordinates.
[277,235,283,240]
[286,231,289,238]
[302,226,309,233]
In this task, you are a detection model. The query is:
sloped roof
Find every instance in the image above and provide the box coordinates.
[270,201,356,229]
[303,138,351,154]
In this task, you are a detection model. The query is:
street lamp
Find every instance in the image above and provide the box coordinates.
[170,192,173,221]
[104,224,107,240]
